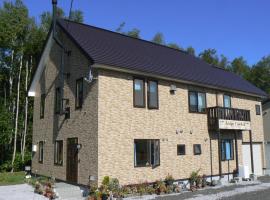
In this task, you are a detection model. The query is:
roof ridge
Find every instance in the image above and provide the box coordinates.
[59,19,243,75]
[59,18,191,55]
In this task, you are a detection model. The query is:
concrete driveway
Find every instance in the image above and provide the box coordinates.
[0,184,47,200]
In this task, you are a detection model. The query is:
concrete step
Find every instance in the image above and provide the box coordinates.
[54,182,85,200]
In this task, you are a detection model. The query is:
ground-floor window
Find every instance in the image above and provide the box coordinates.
[177,144,186,155]
[38,141,44,163]
[221,139,234,160]
[54,140,63,165]
[193,144,201,155]
[134,139,160,167]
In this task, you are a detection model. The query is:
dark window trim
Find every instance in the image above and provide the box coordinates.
[75,78,84,110]
[38,141,44,164]
[55,87,61,114]
[193,144,202,155]
[221,139,234,161]
[134,139,160,168]
[133,77,146,108]
[177,144,186,155]
[223,94,232,108]
[147,80,159,109]
[40,94,45,119]
[255,104,261,115]
[188,91,207,114]
[54,140,63,166]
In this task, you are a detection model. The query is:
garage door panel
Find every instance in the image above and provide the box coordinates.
[242,144,262,176]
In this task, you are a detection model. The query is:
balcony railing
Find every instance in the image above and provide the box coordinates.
[207,106,250,130]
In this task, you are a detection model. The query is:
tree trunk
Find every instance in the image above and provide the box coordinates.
[11,54,23,172]
[21,60,29,162]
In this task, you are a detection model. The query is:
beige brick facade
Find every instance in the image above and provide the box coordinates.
[32,29,264,186]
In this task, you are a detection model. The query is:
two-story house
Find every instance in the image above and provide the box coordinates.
[28,17,267,186]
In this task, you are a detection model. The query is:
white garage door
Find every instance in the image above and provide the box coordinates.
[242,144,263,176]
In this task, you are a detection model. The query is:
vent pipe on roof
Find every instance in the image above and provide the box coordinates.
[52,0,57,37]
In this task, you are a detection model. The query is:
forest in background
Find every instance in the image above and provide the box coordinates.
[0,0,269,172]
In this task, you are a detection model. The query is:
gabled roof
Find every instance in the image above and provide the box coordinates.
[45,19,267,97]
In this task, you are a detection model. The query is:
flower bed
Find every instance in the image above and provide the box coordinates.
[88,171,213,200]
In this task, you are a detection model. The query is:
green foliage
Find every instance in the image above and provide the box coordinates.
[186,46,196,56]
[167,43,181,50]
[69,10,84,23]
[102,176,110,186]
[0,151,31,172]
[152,32,165,45]
[247,56,270,94]
[199,49,220,66]
[127,28,141,39]
[0,103,13,145]
[189,169,200,186]
[229,57,250,78]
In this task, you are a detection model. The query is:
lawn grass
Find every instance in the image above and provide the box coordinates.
[0,171,25,186]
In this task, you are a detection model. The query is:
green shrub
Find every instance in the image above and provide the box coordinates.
[0,151,31,172]
[102,176,110,186]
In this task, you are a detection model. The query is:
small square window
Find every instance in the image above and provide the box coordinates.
[193,144,201,155]
[177,145,186,155]
[255,105,261,115]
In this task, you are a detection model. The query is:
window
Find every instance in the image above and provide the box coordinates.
[256,105,261,115]
[147,80,158,109]
[38,141,44,163]
[75,78,83,109]
[189,91,206,113]
[221,139,234,160]
[223,95,231,108]
[40,94,45,119]
[54,140,63,165]
[193,144,201,155]
[55,87,61,114]
[134,139,160,167]
[133,78,145,107]
[177,144,186,155]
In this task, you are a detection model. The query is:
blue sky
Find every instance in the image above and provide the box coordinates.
[15,0,270,65]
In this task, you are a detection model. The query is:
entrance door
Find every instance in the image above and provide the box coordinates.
[242,143,263,176]
[66,138,78,183]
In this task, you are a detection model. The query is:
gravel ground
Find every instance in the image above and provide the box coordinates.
[0,184,47,200]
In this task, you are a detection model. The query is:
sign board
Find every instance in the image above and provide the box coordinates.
[219,119,251,130]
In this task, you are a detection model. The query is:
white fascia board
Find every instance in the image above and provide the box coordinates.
[28,33,53,97]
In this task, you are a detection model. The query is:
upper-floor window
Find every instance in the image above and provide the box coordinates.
[133,78,145,107]
[223,95,231,108]
[147,80,158,109]
[55,87,61,114]
[255,105,261,115]
[134,139,160,167]
[189,91,206,113]
[40,94,45,119]
[54,140,63,165]
[39,141,44,163]
[75,78,83,109]
[221,139,234,160]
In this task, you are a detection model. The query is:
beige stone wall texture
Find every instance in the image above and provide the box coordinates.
[97,69,263,185]
[32,30,98,185]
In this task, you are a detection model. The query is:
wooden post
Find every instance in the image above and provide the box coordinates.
[249,130,254,174]
[234,131,239,175]
[218,130,222,178]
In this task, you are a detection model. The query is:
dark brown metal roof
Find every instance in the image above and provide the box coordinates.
[58,19,267,97]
